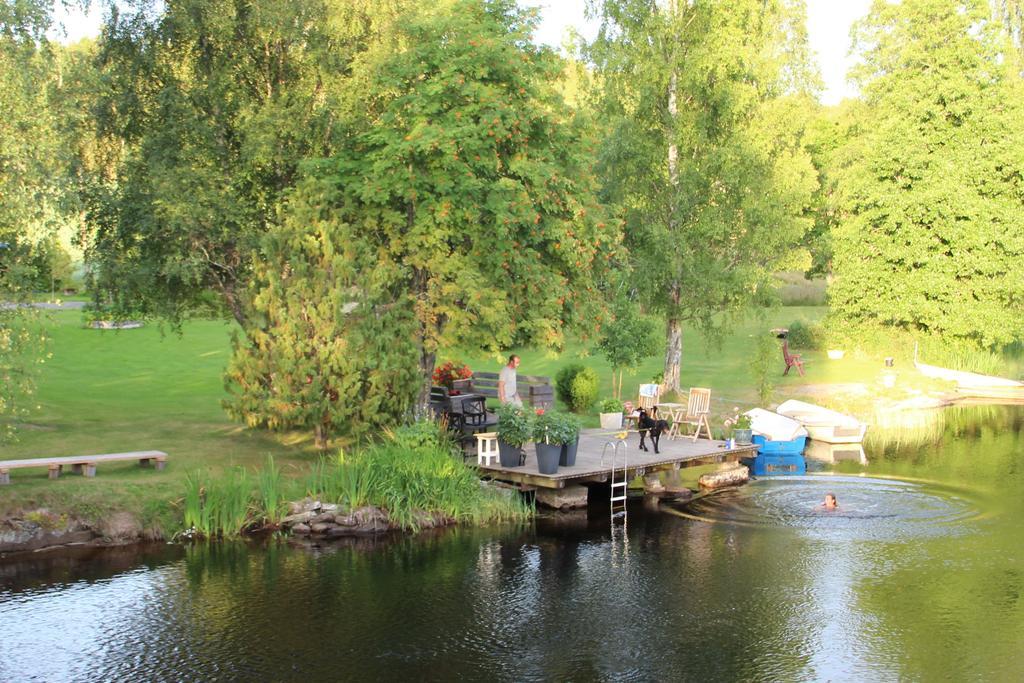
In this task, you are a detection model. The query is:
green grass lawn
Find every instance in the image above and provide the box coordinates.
[2,304,890,530]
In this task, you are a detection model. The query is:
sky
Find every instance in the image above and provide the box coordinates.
[51,0,873,106]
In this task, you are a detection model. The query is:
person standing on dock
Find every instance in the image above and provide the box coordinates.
[498,355,523,407]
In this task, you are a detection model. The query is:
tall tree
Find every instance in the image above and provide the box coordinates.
[279,0,619,410]
[0,0,65,441]
[829,0,1024,347]
[585,0,818,393]
[84,0,411,327]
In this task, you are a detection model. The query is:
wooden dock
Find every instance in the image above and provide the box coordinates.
[476,429,758,489]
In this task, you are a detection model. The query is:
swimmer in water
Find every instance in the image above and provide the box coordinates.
[823,493,838,509]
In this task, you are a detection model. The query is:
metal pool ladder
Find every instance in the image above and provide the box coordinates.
[601,436,628,514]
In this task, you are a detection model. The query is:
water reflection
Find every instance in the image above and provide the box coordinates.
[0,406,1022,681]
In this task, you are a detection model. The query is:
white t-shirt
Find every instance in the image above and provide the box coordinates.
[499,365,521,404]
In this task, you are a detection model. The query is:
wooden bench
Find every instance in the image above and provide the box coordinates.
[469,372,554,409]
[0,450,168,485]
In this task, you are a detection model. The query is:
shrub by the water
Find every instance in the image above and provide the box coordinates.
[180,421,531,537]
[308,439,531,530]
[568,367,599,413]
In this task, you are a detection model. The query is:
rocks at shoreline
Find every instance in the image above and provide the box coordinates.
[280,498,453,537]
[0,509,155,555]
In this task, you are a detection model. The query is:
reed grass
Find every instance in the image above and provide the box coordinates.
[181,468,253,538]
[256,455,286,526]
[303,436,532,532]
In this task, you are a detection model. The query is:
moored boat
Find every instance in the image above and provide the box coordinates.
[775,399,868,444]
[744,408,808,475]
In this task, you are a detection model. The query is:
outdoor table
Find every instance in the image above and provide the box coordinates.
[447,393,483,413]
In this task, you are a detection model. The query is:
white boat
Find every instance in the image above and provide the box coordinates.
[913,344,1024,400]
[775,399,868,444]
[745,408,807,442]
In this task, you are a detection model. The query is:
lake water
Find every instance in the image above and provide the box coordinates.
[2,405,1022,681]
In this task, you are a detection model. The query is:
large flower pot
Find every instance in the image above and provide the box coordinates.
[732,428,753,445]
[560,440,579,467]
[599,412,623,430]
[498,441,524,468]
[534,443,562,475]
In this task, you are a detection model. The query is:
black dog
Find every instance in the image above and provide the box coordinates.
[637,407,670,454]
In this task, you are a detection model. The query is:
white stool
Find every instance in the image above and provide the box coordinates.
[475,432,499,466]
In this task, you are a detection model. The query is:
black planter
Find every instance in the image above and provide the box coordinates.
[535,442,561,474]
[560,440,579,467]
[732,428,753,445]
[498,440,523,467]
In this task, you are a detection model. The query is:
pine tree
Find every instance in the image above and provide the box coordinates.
[223,178,421,447]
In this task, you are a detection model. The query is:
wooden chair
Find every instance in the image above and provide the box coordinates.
[782,339,805,376]
[637,383,662,411]
[679,387,713,441]
[626,383,662,428]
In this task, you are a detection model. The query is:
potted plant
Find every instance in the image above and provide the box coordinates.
[598,398,624,430]
[533,410,576,474]
[724,410,753,445]
[432,360,472,394]
[495,404,532,467]
[558,412,582,467]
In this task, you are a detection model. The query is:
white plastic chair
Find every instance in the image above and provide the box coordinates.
[475,432,499,466]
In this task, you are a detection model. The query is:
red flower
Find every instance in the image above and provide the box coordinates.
[535,408,545,415]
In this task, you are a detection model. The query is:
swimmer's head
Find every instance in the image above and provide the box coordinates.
[824,493,838,509]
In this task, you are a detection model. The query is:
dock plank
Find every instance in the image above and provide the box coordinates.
[477,429,756,489]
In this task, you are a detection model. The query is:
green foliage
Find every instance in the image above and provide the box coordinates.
[223,185,422,446]
[304,0,619,404]
[84,0,411,325]
[307,439,531,531]
[182,468,253,538]
[555,363,587,406]
[597,299,658,370]
[532,410,580,445]
[751,335,777,406]
[787,320,823,350]
[568,367,599,413]
[586,0,819,390]
[495,403,533,447]
[598,397,624,413]
[829,0,1024,347]
[390,420,455,455]
[596,297,659,397]
[256,455,286,526]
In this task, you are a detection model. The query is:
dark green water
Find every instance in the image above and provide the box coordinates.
[2,405,1022,682]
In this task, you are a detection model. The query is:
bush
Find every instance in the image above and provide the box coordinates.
[787,320,824,350]
[598,398,623,413]
[391,420,455,455]
[568,367,599,413]
[555,363,586,406]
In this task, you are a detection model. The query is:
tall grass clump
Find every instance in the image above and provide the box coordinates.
[256,455,286,526]
[305,422,532,531]
[181,468,253,538]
